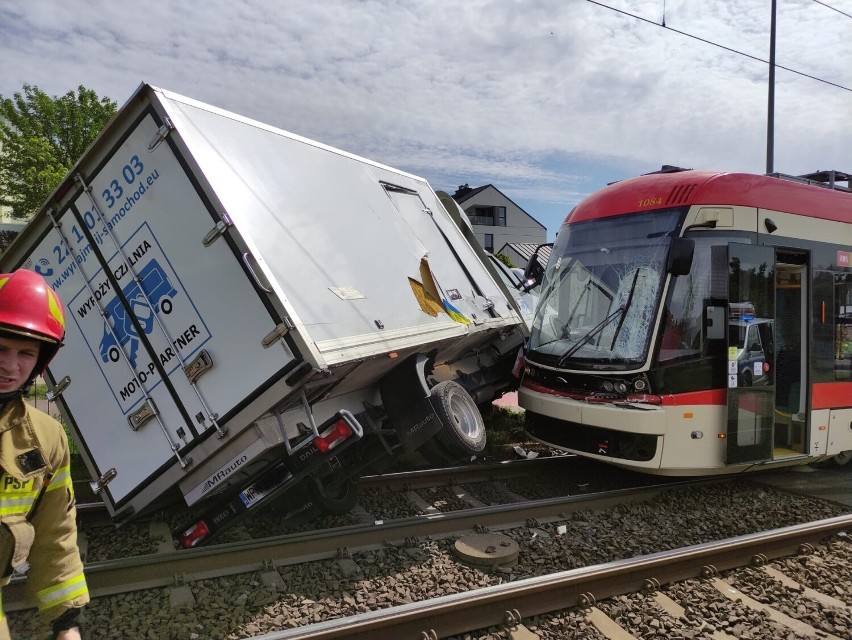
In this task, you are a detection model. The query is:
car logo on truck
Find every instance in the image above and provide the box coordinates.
[99,259,178,368]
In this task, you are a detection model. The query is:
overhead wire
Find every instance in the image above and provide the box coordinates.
[811,0,852,20]
[585,0,852,93]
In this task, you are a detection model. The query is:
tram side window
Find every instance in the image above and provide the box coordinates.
[838,274,852,381]
[658,237,736,362]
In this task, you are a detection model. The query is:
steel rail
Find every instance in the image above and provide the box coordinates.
[258,514,852,640]
[4,477,713,612]
[356,454,578,491]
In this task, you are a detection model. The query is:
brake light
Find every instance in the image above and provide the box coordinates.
[180,521,210,548]
[313,419,353,453]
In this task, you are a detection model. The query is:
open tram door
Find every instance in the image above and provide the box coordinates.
[725,244,776,464]
[774,253,811,457]
[724,244,813,465]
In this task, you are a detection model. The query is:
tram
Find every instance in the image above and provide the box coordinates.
[518,166,852,475]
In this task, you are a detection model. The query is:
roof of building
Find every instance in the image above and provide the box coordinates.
[452,184,490,202]
[451,183,547,231]
[497,242,551,267]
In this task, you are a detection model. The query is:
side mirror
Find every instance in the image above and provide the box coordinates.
[667,237,694,276]
[522,243,553,291]
[523,260,544,288]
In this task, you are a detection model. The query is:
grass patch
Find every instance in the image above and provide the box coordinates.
[484,405,527,452]
[22,380,79,456]
[23,379,49,401]
[70,454,89,478]
[22,383,90,494]
[63,424,79,456]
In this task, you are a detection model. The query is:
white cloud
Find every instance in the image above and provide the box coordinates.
[2,0,850,235]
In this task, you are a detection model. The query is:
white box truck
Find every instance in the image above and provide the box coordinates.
[1,84,527,547]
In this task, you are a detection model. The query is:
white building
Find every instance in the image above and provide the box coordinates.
[451,184,547,263]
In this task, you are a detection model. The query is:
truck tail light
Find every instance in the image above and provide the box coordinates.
[314,419,353,453]
[179,520,210,548]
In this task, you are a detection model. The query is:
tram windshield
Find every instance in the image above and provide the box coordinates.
[529,209,683,367]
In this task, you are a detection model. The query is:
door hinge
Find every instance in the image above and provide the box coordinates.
[148,117,174,151]
[45,376,70,400]
[89,468,117,494]
[202,213,233,246]
[262,317,295,348]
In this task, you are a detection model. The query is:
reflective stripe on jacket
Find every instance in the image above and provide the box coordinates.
[0,398,88,635]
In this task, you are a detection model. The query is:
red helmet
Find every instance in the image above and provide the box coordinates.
[0,269,66,373]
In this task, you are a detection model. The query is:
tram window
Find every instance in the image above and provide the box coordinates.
[837,274,852,381]
[658,236,740,362]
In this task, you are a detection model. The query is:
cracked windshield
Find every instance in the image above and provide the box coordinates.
[529,209,682,366]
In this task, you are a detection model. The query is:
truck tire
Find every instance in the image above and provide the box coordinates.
[307,476,359,515]
[429,380,486,461]
[419,437,468,467]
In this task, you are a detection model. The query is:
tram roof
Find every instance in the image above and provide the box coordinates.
[567,170,852,225]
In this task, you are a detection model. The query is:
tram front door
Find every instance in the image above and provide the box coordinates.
[726,243,776,465]
[773,257,810,457]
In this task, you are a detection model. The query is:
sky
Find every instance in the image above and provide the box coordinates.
[2,0,851,240]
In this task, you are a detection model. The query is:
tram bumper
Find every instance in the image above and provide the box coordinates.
[518,384,666,467]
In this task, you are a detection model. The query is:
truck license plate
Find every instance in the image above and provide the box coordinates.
[239,470,292,509]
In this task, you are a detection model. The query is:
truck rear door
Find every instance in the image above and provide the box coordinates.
[23,110,298,512]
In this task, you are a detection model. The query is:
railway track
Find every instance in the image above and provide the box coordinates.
[261,516,852,640]
[68,455,670,563]
[7,456,677,606]
[6,458,851,638]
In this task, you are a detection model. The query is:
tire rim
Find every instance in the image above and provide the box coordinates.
[449,389,481,440]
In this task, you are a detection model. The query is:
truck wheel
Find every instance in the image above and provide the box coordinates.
[834,450,852,466]
[430,380,486,460]
[307,476,358,515]
[419,437,466,467]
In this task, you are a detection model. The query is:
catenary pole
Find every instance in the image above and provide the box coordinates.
[766,0,777,174]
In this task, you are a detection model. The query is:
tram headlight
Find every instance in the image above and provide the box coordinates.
[602,380,614,392]
[615,382,628,394]
[633,378,647,391]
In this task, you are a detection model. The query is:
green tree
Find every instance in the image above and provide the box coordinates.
[496,252,515,268]
[0,84,117,221]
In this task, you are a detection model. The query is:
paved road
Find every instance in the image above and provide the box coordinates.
[756,462,852,508]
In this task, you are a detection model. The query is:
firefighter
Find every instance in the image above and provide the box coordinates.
[0,270,88,639]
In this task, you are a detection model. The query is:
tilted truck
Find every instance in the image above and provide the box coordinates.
[1,84,527,547]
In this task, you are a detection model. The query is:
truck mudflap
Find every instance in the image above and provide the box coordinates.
[379,353,444,452]
[175,410,364,548]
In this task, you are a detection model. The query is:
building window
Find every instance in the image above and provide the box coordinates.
[468,206,507,227]
[495,206,506,226]
[484,233,494,252]
[471,207,491,225]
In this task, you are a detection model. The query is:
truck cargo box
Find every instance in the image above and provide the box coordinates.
[1,84,526,532]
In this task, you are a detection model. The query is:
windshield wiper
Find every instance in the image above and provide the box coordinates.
[608,268,640,349]
[557,306,624,367]
[557,268,640,367]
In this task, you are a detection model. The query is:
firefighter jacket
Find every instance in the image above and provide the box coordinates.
[0,398,88,638]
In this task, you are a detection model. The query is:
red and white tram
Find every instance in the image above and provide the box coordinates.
[519,167,852,475]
